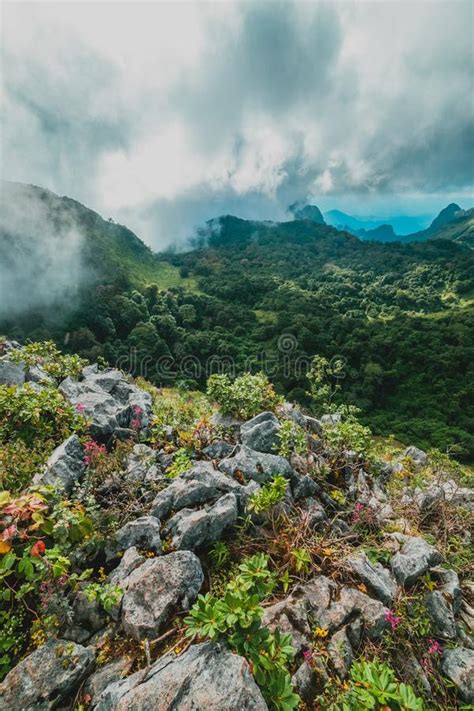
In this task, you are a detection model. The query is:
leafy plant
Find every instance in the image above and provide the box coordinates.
[83,582,123,614]
[247,474,287,514]
[207,372,282,420]
[323,417,373,459]
[9,341,87,380]
[0,384,85,491]
[290,547,312,574]
[336,659,424,710]
[166,448,192,478]
[208,541,230,570]
[184,553,300,710]
[277,420,307,458]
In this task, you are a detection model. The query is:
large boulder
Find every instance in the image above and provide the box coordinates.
[0,639,94,710]
[390,536,442,586]
[59,368,152,439]
[121,551,203,640]
[163,493,238,551]
[94,641,268,711]
[240,412,281,454]
[33,434,85,494]
[219,444,293,484]
[151,462,254,519]
[0,359,25,386]
[441,647,474,703]
[345,551,398,606]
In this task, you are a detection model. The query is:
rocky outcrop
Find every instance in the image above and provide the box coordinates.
[240,411,281,453]
[219,444,293,484]
[94,642,268,711]
[151,461,255,519]
[441,647,474,703]
[0,639,94,710]
[345,551,398,606]
[109,516,163,558]
[0,359,25,386]
[120,551,203,640]
[163,493,238,550]
[390,536,442,586]
[33,434,85,493]
[59,367,152,439]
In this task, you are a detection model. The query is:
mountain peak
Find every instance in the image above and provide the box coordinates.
[429,203,462,231]
[288,202,325,224]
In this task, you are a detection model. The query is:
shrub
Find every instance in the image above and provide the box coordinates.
[184,553,300,710]
[335,659,424,710]
[247,474,287,514]
[0,384,85,491]
[9,341,87,380]
[277,420,307,458]
[207,372,282,420]
[323,417,373,459]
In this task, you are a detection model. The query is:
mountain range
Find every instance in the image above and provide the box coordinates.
[297,202,474,245]
[1,181,473,460]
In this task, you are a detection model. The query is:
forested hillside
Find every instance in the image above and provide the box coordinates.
[1,184,473,460]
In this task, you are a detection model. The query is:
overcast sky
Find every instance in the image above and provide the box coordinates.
[1,0,473,247]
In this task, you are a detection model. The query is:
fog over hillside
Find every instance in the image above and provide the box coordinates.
[0,182,87,317]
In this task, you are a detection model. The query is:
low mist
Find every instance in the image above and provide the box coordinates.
[0,182,87,318]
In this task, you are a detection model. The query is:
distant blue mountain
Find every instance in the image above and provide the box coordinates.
[324,209,430,236]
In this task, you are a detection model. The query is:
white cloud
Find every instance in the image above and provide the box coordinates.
[1,0,473,247]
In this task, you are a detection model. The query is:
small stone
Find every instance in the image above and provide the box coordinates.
[303,415,323,435]
[425,591,457,639]
[202,440,234,459]
[403,446,428,467]
[164,493,238,551]
[291,660,327,705]
[33,434,85,494]
[110,516,163,558]
[0,359,25,386]
[328,627,353,678]
[95,641,268,711]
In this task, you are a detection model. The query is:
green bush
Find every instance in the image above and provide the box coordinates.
[247,474,287,514]
[10,341,87,381]
[335,659,424,710]
[184,553,300,710]
[207,372,282,420]
[0,384,85,491]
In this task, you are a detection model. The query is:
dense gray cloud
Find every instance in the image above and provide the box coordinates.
[1,1,473,247]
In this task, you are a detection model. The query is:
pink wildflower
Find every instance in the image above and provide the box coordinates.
[75,403,86,414]
[302,649,313,664]
[131,418,141,430]
[133,405,144,416]
[83,439,107,465]
[1,525,17,541]
[384,609,401,630]
[428,639,442,655]
[352,501,365,523]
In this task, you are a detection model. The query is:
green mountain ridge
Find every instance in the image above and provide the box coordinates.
[1,183,473,460]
